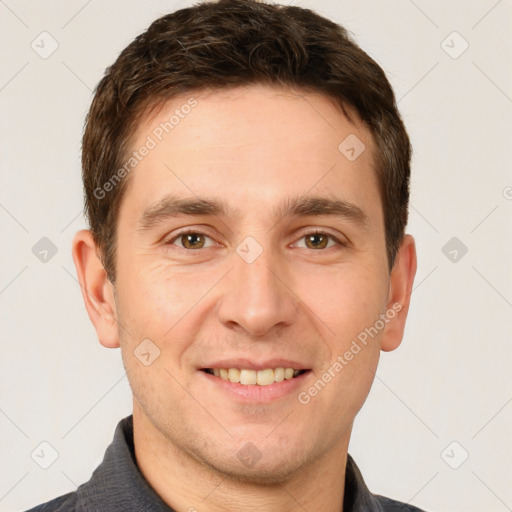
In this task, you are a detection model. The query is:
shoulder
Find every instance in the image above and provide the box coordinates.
[23,491,78,512]
[374,494,428,511]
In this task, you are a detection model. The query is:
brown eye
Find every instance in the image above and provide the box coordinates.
[168,231,215,250]
[305,233,329,249]
[295,231,342,250]
[181,233,205,249]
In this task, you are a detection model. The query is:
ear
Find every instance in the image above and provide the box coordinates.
[72,229,120,348]
[380,234,417,352]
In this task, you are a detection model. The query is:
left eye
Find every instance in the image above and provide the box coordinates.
[166,230,342,251]
[293,231,342,250]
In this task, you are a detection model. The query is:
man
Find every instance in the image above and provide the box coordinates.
[27,0,421,510]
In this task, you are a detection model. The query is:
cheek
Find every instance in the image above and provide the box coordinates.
[115,258,211,373]
[118,258,188,322]
[114,264,192,407]
[296,263,389,341]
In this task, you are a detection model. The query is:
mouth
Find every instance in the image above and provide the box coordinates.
[201,367,310,386]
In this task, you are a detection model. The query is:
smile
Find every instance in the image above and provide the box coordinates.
[202,367,308,386]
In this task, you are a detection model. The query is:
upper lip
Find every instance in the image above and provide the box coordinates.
[200,358,311,371]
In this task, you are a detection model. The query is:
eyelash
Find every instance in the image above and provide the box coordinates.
[165,228,346,251]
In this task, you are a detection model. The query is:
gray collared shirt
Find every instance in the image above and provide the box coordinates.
[25,415,426,511]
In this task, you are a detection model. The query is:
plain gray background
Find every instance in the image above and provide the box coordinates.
[1,1,511,511]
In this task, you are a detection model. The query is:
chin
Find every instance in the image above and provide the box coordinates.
[203,454,312,486]
[191,436,318,486]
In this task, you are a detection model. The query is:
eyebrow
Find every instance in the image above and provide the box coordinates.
[137,193,370,231]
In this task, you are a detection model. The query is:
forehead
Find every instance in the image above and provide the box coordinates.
[119,84,381,226]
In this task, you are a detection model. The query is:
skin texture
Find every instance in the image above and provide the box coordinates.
[73,84,417,512]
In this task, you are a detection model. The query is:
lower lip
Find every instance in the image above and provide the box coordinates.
[199,370,311,403]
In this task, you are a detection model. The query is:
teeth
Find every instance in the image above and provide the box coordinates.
[256,368,274,386]
[228,368,240,383]
[212,367,303,386]
[239,369,256,385]
[274,367,285,382]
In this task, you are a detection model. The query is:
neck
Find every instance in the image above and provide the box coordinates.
[132,403,350,512]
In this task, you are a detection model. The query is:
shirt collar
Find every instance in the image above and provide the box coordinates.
[75,414,385,512]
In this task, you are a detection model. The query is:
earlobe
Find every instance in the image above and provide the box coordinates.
[380,234,417,352]
[72,229,120,349]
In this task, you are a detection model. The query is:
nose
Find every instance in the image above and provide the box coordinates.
[217,246,299,337]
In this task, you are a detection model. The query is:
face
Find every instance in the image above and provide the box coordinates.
[106,84,400,483]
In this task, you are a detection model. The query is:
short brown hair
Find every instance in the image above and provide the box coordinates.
[82,0,411,282]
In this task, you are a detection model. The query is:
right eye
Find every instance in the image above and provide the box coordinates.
[165,230,217,250]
